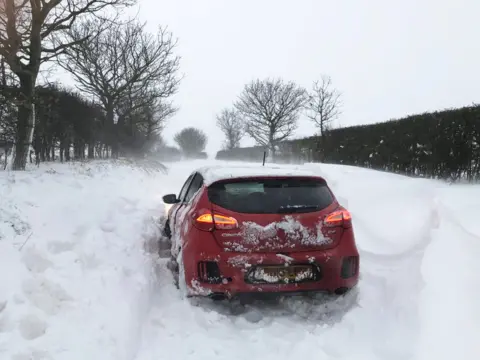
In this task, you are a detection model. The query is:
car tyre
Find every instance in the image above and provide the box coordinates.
[176,250,190,299]
[162,217,171,239]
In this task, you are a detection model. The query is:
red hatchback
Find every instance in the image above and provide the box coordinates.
[162,165,359,301]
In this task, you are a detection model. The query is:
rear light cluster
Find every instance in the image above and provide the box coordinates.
[323,207,352,228]
[194,210,238,231]
[193,207,352,231]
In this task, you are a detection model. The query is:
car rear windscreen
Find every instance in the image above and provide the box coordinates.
[207,177,334,214]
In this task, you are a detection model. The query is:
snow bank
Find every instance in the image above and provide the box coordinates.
[2,159,479,360]
[0,161,168,360]
[414,199,480,360]
[305,162,480,360]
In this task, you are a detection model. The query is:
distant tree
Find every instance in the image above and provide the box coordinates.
[216,108,244,150]
[174,127,207,156]
[306,76,341,134]
[234,78,306,156]
[59,18,180,157]
[306,75,341,160]
[0,0,133,170]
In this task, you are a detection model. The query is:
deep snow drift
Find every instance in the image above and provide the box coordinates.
[0,159,479,360]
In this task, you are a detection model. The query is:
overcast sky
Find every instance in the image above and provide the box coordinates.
[56,0,480,156]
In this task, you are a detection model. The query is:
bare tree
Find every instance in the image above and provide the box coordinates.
[306,75,341,161]
[174,127,207,156]
[306,75,341,135]
[0,0,133,170]
[234,78,306,156]
[216,108,244,150]
[59,18,181,157]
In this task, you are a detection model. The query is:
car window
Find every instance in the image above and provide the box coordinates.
[178,174,194,201]
[207,177,334,214]
[224,182,264,195]
[185,173,204,203]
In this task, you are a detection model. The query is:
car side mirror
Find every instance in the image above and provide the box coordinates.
[163,194,180,204]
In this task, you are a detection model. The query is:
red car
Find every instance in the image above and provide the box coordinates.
[162,165,359,301]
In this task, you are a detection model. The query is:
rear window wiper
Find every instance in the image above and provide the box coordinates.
[277,205,320,213]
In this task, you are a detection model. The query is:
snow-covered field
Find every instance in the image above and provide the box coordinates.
[0,159,479,360]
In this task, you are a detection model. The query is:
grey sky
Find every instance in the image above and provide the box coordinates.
[56,0,480,156]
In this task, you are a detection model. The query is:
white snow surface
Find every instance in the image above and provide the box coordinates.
[0,159,479,360]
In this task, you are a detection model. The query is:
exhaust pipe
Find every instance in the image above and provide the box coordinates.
[334,287,349,296]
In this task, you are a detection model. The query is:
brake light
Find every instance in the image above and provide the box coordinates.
[195,213,238,230]
[324,208,352,228]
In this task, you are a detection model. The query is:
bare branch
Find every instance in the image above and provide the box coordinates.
[58,17,181,156]
[41,0,135,40]
[0,0,134,75]
[60,18,180,104]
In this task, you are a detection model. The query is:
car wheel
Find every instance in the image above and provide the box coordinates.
[176,250,190,299]
[162,217,171,239]
[157,216,172,258]
[321,286,359,313]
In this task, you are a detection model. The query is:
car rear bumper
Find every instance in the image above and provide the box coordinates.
[182,229,360,298]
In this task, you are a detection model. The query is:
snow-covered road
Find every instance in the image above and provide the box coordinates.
[1,160,479,360]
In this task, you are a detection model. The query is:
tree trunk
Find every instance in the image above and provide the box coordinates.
[73,140,79,159]
[65,145,70,161]
[268,142,276,163]
[95,144,102,158]
[12,74,35,170]
[88,143,94,159]
[107,106,122,159]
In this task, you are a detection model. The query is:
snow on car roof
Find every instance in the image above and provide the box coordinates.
[196,164,322,186]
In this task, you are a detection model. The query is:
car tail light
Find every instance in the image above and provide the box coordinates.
[194,212,238,231]
[324,207,352,228]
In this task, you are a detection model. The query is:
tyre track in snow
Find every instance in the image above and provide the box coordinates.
[132,161,441,360]
[413,197,480,360]
[323,165,440,359]
[348,196,438,360]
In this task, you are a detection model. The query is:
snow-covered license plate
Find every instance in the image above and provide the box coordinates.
[249,265,314,283]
